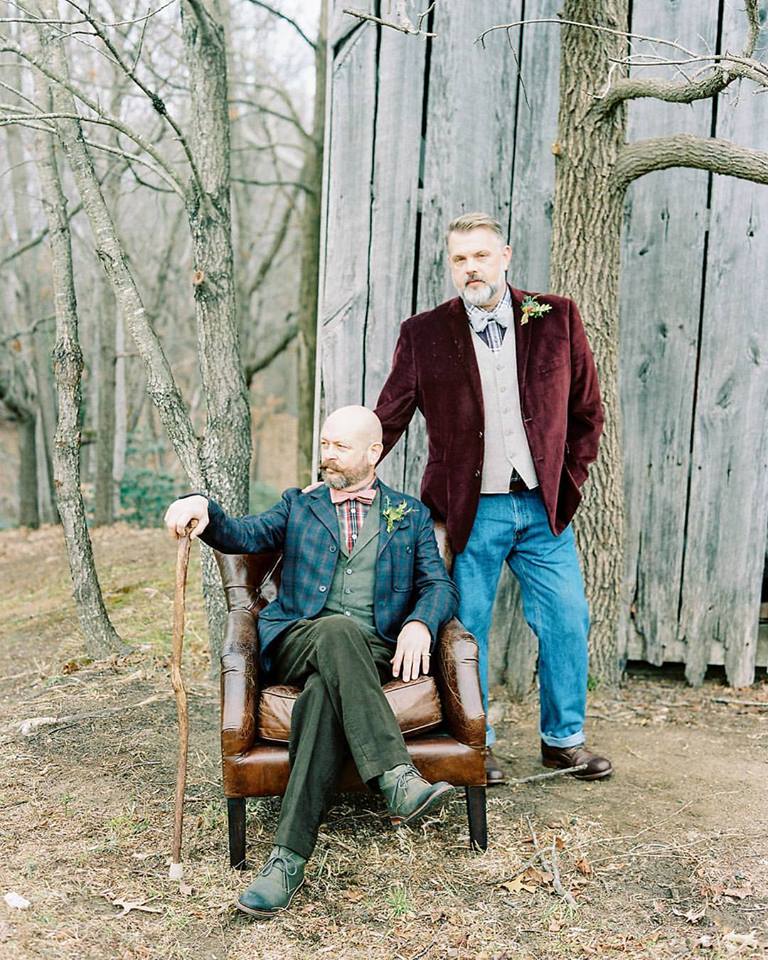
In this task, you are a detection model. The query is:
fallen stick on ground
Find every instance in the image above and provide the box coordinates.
[542,838,577,908]
[13,692,171,736]
[507,763,588,785]
[712,697,768,708]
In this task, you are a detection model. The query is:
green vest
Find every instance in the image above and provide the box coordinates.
[318,496,380,632]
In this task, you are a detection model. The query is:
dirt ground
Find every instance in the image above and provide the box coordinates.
[1,524,766,960]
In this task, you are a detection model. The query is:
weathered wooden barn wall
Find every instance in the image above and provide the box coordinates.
[318,0,768,690]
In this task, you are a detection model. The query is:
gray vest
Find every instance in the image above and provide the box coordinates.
[471,328,539,493]
[318,496,380,632]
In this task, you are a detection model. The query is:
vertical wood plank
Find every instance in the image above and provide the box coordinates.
[507,0,562,293]
[363,15,427,489]
[679,0,768,686]
[619,2,715,668]
[319,16,379,419]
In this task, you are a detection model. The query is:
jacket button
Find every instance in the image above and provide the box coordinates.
[329,545,337,552]
[474,469,481,478]
[478,431,483,439]
[345,568,352,575]
[318,585,326,592]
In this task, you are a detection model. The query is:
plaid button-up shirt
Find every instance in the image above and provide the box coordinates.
[333,481,378,554]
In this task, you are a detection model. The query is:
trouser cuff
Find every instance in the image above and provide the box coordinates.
[540,730,585,748]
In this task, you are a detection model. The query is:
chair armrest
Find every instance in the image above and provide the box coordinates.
[220,608,260,756]
[435,618,486,748]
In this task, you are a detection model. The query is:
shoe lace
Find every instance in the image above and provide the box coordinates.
[260,852,299,891]
[391,766,422,807]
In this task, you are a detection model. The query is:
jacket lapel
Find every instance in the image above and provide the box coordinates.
[307,485,340,544]
[376,481,412,558]
[510,284,533,398]
[349,493,381,556]
[444,297,484,413]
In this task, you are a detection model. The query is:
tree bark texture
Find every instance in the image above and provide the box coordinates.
[32,83,126,658]
[180,0,252,665]
[549,0,629,684]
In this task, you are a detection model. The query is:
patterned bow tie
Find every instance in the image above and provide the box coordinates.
[467,298,515,334]
[329,487,377,505]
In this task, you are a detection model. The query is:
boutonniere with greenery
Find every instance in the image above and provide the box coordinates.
[520,295,553,326]
[382,496,414,533]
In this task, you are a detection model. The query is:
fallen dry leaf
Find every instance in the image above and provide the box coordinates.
[723,886,752,901]
[722,930,761,949]
[575,858,593,876]
[499,876,536,895]
[340,889,365,902]
[672,905,706,923]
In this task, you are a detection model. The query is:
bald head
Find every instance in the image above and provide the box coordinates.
[319,405,383,490]
[323,405,382,446]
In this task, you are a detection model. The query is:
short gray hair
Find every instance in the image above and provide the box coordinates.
[446,212,505,245]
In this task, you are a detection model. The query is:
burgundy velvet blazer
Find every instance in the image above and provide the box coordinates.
[374,284,604,555]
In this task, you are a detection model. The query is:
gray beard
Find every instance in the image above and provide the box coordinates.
[463,278,498,307]
[320,465,370,490]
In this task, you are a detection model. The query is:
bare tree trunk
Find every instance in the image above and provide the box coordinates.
[180,0,252,664]
[93,268,117,525]
[112,309,126,517]
[31,324,59,523]
[32,92,126,658]
[5,49,43,528]
[549,0,628,684]
[18,414,39,527]
[297,0,327,485]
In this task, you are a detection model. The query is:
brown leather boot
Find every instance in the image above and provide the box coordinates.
[541,741,613,780]
[484,748,506,786]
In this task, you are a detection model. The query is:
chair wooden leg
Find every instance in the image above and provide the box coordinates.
[227,798,247,870]
[465,786,487,852]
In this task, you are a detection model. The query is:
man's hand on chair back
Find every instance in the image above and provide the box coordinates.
[164,495,209,541]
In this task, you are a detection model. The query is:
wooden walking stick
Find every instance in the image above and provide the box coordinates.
[169,519,196,882]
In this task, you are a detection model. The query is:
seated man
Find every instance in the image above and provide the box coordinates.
[164,405,459,919]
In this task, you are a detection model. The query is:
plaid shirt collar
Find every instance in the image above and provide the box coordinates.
[463,284,513,354]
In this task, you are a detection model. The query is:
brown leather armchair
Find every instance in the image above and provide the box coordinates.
[215,549,487,869]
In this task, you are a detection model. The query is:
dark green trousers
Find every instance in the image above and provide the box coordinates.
[272,613,411,859]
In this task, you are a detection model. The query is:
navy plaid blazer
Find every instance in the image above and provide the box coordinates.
[197,481,459,673]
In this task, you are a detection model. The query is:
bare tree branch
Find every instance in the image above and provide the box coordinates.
[594,0,763,114]
[244,321,298,386]
[246,196,296,299]
[232,175,314,194]
[0,314,55,346]
[244,0,316,50]
[343,2,436,37]
[0,31,186,194]
[476,16,704,52]
[476,5,765,114]
[61,0,206,197]
[0,110,184,192]
[614,133,768,189]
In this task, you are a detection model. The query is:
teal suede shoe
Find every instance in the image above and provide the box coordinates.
[378,763,456,827]
[236,845,306,919]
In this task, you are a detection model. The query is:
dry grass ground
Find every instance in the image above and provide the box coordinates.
[1,523,766,960]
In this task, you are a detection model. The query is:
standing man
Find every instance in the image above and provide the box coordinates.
[375,212,612,785]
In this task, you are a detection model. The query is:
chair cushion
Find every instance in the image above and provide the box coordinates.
[257,675,442,744]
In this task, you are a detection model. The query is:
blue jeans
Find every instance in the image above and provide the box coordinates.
[452,489,590,748]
